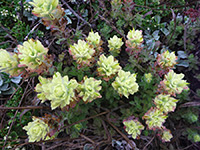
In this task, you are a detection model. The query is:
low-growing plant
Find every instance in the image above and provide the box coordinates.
[0,26,194,148]
[0,0,199,149]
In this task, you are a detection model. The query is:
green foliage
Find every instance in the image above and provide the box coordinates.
[0,88,32,147]
[184,128,200,143]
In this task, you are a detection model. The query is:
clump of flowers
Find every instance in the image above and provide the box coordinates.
[154,94,178,113]
[108,35,124,56]
[0,49,22,76]
[126,28,143,55]
[144,73,152,83]
[159,70,189,96]
[17,39,52,74]
[36,72,78,110]
[158,128,173,142]
[143,107,167,130]
[69,40,95,67]
[123,117,144,139]
[86,31,101,47]
[23,116,51,142]
[155,50,177,76]
[77,76,102,103]
[97,54,121,81]
[29,0,62,20]
[112,70,139,98]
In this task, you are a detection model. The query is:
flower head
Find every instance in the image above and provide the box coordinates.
[97,54,121,80]
[160,70,189,96]
[36,72,78,109]
[77,76,102,103]
[159,128,173,142]
[86,31,101,47]
[143,107,167,130]
[29,0,60,19]
[108,35,124,56]
[69,40,95,65]
[23,117,50,142]
[123,118,144,139]
[154,94,178,113]
[17,39,48,71]
[127,28,143,46]
[112,70,139,98]
[157,50,177,69]
[126,28,143,55]
[0,49,22,76]
[144,73,152,83]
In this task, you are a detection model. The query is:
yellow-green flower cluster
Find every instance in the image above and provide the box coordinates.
[112,70,139,98]
[86,31,101,47]
[77,76,102,103]
[18,39,48,71]
[69,40,95,65]
[123,118,144,139]
[160,128,173,142]
[154,94,178,113]
[143,107,167,130]
[97,55,121,80]
[126,28,143,47]
[144,73,152,83]
[29,0,60,20]
[0,49,21,76]
[108,35,124,56]
[36,72,78,110]
[161,70,189,96]
[157,50,177,69]
[23,116,50,142]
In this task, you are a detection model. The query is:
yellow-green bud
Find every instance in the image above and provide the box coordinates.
[108,35,124,56]
[144,73,152,83]
[36,72,78,109]
[127,28,143,46]
[18,39,48,71]
[154,94,178,113]
[123,118,144,139]
[161,70,189,96]
[112,70,139,98]
[86,31,101,47]
[29,0,60,20]
[77,76,102,103]
[23,117,50,142]
[97,54,121,80]
[143,107,167,130]
[0,49,21,76]
[157,50,177,69]
[69,40,95,65]
[160,128,173,142]
[48,72,78,109]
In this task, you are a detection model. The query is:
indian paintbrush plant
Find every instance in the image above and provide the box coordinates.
[0,27,193,146]
[29,0,69,38]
